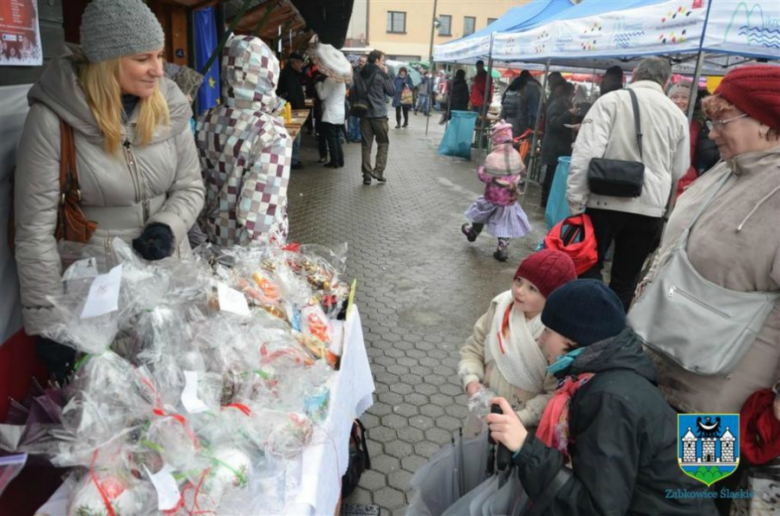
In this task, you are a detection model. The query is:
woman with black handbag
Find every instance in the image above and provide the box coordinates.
[13,0,204,382]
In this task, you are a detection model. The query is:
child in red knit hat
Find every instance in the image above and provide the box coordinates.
[459,249,577,428]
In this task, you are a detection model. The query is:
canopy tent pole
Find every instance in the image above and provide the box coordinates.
[526,58,551,186]
[476,34,496,160]
[425,0,439,136]
[685,0,716,123]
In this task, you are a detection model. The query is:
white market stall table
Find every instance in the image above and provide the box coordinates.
[35,306,375,516]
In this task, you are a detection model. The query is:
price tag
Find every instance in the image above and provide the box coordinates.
[217,283,251,316]
[181,371,209,414]
[80,264,122,319]
[144,463,181,511]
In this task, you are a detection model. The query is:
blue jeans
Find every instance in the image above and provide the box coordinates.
[416,95,430,115]
[348,116,362,141]
[292,133,301,164]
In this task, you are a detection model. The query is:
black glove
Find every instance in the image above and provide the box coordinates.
[36,337,77,385]
[132,223,174,261]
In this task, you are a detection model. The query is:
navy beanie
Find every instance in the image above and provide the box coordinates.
[541,279,626,346]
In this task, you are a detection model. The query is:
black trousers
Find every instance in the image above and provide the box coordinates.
[395,106,410,126]
[579,208,664,312]
[321,122,344,166]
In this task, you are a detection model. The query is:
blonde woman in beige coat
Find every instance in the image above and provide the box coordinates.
[459,250,576,427]
[13,0,204,380]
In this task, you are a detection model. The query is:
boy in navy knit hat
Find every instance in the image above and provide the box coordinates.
[486,280,717,516]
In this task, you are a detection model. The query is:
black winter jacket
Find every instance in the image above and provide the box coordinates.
[351,63,395,119]
[541,97,575,168]
[449,78,470,112]
[514,328,718,516]
[276,65,306,109]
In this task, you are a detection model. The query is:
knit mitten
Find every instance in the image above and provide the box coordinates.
[133,223,174,261]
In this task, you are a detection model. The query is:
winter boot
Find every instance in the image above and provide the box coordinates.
[493,238,510,262]
[461,223,483,243]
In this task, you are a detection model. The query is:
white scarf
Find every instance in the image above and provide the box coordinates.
[485,290,548,393]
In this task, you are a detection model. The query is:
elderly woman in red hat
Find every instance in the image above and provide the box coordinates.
[636,65,780,515]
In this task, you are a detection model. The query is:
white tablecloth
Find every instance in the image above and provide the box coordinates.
[36,306,375,516]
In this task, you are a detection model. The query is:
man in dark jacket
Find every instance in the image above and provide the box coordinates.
[487,280,717,516]
[351,50,394,185]
[540,81,576,207]
[276,52,306,169]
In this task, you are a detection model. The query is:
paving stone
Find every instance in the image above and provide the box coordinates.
[399,373,423,386]
[371,426,397,444]
[381,414,407,429]
[404,393,429,406]
[385,439,414,459]
[425,427,454,445]
[372,454,401,475]
[401,454,428,473]
[369,402,393,417]
[393,403,419,417]
[414,440,442,459]
[419,404,445,418]
[438,383,462,397]
[409,365,432,376]
[397,426,425,445]
[396,356,418,368]
[430,393,454,407]
[409,415,435,431]
[426,374,446,386]
[345,486,373,505]
[388,469,414,492]
[384,348,405,359]
[359,470,387,491]
[413,383,438,396]
[378,392,404,406]
[436,415,462,432]
[373,487,406,511]
[389,383,414,396]
[387,364,410,376]
[361,413,380,429]
[444,403,470,419]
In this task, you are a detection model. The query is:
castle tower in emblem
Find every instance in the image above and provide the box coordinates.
[682,428,697,463]
[720,427,735,463]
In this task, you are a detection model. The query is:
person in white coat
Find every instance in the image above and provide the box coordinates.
[566,57,689,311]
[315,74,347,168]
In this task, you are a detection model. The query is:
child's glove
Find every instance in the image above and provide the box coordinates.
[133,223,173,261]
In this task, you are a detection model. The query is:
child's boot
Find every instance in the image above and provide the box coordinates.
[461,223,483,243]
[493,238,509,262]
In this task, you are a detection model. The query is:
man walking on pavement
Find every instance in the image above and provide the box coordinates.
[470,60,490,113]
[353,50,394,185]
[415,72,433,116]
[276,52,306,169]
[348,55,367,143]
[566,57,689,312]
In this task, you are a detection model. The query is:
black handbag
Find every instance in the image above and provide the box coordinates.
[586,89,645,198]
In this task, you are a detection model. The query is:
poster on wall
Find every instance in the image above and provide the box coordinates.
[0,0,43,66]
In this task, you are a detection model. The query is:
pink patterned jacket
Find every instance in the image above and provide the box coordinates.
[477,166,521,207]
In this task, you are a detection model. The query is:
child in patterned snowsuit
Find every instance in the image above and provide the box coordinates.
[461,121,532,262]
[195,36,292,246]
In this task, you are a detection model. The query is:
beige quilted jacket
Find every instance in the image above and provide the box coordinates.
[14,45,204,335]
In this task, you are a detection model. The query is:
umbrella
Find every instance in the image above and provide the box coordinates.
[385,60,423,86]
[306,38,352,83]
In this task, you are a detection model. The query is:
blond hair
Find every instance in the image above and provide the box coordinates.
[79,57,170,155]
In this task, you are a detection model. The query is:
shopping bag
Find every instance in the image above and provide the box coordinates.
[543,214,598,275]
[544,157,571,229]
[441,475,499,516]
[408,433,491,516]
[438,111,478,160]
[401,86,414,106]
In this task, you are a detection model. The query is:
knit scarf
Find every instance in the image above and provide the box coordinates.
[740,388,780,465]
[484,291,547,394]
[536,373,595,463]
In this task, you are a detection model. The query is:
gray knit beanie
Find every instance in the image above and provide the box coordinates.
[80,0,165,63]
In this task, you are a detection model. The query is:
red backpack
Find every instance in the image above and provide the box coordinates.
[543,214,598,275]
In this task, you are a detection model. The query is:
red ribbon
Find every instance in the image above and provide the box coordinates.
[224,403,252,416]
[89,450,116,516]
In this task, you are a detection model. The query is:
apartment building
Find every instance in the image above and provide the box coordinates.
[344,0,532,61]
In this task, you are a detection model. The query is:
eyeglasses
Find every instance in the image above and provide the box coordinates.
[706,113,748,131]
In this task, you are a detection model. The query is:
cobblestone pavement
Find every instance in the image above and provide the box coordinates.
[288,112,547,515]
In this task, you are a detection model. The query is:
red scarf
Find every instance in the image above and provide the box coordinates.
[536,373,595,462]
[740,388,780,465]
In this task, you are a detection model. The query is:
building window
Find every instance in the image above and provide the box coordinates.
[487,18,498,26]
[438,15,452,36]
[464,16,476,36]
[387,11,406,34]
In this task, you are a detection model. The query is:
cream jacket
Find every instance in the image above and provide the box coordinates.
[459,294,558,427]
[567,81,689,217]
[14,46,204,335]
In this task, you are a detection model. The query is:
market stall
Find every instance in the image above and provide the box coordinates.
[0,239,373,516]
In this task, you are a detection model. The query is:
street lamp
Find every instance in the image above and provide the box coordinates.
[426,0,440,136]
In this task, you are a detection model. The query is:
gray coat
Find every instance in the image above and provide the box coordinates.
[14,45,205,335]
[353,63,395,119]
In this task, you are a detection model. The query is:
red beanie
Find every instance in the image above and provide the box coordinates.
[714,65,780,131]
[514,249,577,299]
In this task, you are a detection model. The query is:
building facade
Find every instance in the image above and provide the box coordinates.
[345,0,531,61]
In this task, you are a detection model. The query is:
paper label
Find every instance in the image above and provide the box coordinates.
[62,257,99,282]
[181,371,209,414]
[144,463,181,511]
[80,264,122,319]
[218,283,251,316]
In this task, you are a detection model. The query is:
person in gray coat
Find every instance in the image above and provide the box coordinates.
[13,0,204,380]
[351,50,395,185]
